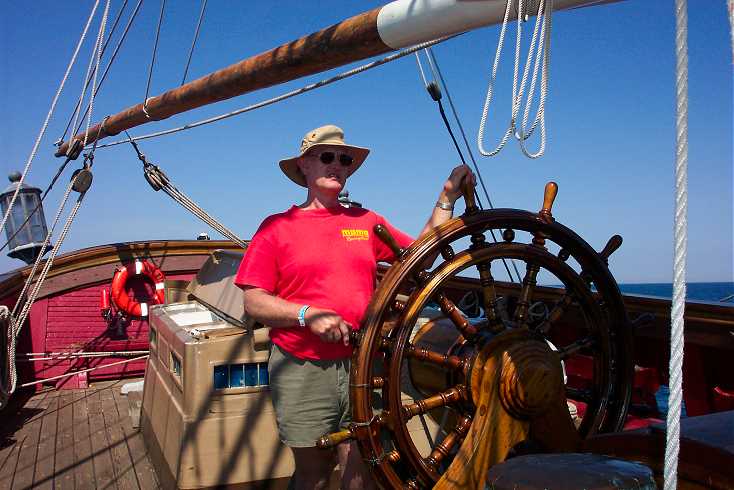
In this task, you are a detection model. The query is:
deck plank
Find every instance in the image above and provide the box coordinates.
[100,383,139,490]
[33,391,60,490]
[54,391,77,490]
[87,387,117,489]
[113,384,158,489]
[0,390,48,490]
[72,388,96,490]
[11,390,53,489]
[2,379,159,490]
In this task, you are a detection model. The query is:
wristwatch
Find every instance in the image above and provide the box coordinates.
[297,305,310,327]
[436,200,454,211]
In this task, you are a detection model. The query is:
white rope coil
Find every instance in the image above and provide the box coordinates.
[665,0,688,488]
[477,0,552,159]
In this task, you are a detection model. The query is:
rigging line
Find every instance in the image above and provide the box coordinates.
[418,48,520,283]
[94,35,455,149]
[0,156,73,254]
[11,119,108,322]
[0,0,100,237]
[84,0,112,146]
[415,51,467,167]
[56,0,130,144]
[60,0,145,144]
[124,132,248,248]
[181,0,208,85]
[68,5,109,153]
[426,48,523,283]
[5,123,107,398]
[665,0,688,488]
[143,0,167,118]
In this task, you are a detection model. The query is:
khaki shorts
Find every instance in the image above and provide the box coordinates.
[268,343,351,448]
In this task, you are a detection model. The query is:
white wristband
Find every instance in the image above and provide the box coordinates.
[297,305,310,328]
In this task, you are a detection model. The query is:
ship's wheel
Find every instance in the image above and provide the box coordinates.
[320,183,634,489]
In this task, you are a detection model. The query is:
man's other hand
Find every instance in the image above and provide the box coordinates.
[442,164,476,203]
[306,307,351,346]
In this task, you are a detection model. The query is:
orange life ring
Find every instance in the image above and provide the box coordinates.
[110,260,165,317]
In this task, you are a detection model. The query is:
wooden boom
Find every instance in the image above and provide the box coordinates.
[56,0,617,158]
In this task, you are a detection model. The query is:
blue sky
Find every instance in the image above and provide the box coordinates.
[1,1,732,283]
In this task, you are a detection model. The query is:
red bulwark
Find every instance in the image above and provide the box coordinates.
[18,272,195,389]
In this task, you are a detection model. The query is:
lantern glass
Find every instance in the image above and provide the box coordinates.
[2,172,50,264]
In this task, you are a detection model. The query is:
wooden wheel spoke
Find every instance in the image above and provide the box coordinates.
[402,385,466,419]
[406,344,469,373]
[425,415,472,470]
[435,291,478,339]
[557,335,597,360]
[536,293,575,334]
[475,261,503,332]
[513,262,541,326]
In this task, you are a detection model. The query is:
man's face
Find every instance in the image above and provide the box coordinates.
[297,145,354,194]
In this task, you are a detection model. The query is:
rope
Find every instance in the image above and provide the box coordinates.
[5,11,110,397]
[665,0,688,488]
[517,0,552,159]
[476,0,552,159]
[68,1,109,156]
[0,0,100,237]
[19,355,148,388]
[0,306,9,406]
[56,0,129,145]
[143,0,166,117]
[0,156,73,254]
[94,36,453,149]
[60,0,145,144]
[84,0,111,146]
[729,0,734,62]
[125,135,248,248]
[181,0,208,85]
[415,48,522,283]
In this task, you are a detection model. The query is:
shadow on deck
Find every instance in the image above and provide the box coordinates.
[0,379,159,490]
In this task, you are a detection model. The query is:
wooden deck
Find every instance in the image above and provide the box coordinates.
[0,379,159,490]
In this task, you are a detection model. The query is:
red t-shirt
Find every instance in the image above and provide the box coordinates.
[235,205,414,360]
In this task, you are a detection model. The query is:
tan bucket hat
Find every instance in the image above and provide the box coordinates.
[279,125,370,187]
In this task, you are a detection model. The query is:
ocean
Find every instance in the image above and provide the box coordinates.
[617,282,734,303]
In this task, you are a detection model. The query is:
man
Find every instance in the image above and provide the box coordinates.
[235,125,475,490]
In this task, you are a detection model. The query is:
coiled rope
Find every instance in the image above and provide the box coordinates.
[665,0,688,488]
[476,0,552,159]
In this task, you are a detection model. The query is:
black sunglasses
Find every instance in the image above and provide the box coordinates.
[317,151,354,166]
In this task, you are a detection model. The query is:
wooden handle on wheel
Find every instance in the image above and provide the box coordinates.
[463,179,478,215]
[599,234,623,264]
[316,427,354,449]
[374,224,404,258]
[538,182,558,223]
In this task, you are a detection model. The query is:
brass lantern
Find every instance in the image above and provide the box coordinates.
[1,172,51,264]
